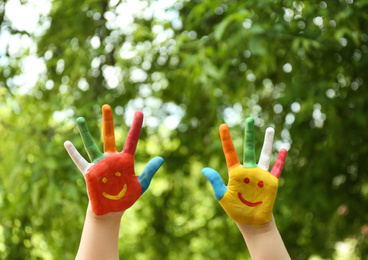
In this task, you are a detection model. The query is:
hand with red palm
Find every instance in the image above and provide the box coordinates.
[64,104,164,216]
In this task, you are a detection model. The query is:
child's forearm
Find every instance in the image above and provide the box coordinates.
[76,206,123,260]
[66,105,163,260]
[237,216,291,260]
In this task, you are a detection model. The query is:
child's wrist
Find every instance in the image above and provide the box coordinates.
[86,204,124,223]
[236,215,277,235]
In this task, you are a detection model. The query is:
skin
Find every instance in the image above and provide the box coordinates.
[237,216,290,260]
[75,206,123,260]
[202,118,290,259]
[64,104,164,260]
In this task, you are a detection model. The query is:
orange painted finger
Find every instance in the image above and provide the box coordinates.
[102,104,117,153]
[219,124,241,170]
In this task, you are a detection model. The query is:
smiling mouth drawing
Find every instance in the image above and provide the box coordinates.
[103,184,128,200]
[238,192,263,207]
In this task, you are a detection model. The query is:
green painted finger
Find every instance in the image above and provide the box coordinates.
[243,117,257,168]
[77,117,103,162]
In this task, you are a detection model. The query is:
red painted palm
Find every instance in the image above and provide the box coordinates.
[64,105,163,215]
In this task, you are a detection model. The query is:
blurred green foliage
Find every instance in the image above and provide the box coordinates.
[1,0,368,259]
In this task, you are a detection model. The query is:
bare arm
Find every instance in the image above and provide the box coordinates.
[237,216,290,260]
[65,105,164,260]
[202,118,290,259]
[76,206,123,260]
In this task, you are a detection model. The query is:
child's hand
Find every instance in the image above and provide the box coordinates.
[64,104,164,216]
[202,118,287,227]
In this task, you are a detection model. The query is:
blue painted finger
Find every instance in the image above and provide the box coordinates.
[201,167,228,201]
[138,157,164,195]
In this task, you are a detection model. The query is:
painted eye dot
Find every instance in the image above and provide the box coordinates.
[258,181,264,188]
[115,172,121,177]
[244,178,250,184]
[102,177,107,183]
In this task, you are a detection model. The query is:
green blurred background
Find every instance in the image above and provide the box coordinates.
[1,0,368,259]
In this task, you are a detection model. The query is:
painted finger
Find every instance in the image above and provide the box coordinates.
[220,124,241,170]
[138,157,164,195]
[76,117,104,162]
[258,127,275,171]
[64,141,91,174]
[102,104,117,154]
[243,117,257,168]
[270,148,287,179]
[122,111,143,155]
[201,167,228,201]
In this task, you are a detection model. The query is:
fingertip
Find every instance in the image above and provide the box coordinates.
[102,105,113,121]
[132,111,144,127]
[245,117,254,127]
[219,124,230,137]
[245,117,254,123]
[278,148,288,162]
[150,156,164,168]
[270,148,288,178]
[219,124,229,131]
[122,111,143,154]
[201,167,210,172]
[279,148,288,158]
[245,118,255,134]
[201,167,215,175]
[201,168,213,180]
[64,141,74,152]
[134,110,144,120]
[201,167,227,201]
[265,127,275,135]
[102,104,111,112]
[76,117,86,124]
[155,156,164,164]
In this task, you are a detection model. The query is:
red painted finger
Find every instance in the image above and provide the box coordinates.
[122,111,143,155]
[270,148,287,179]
